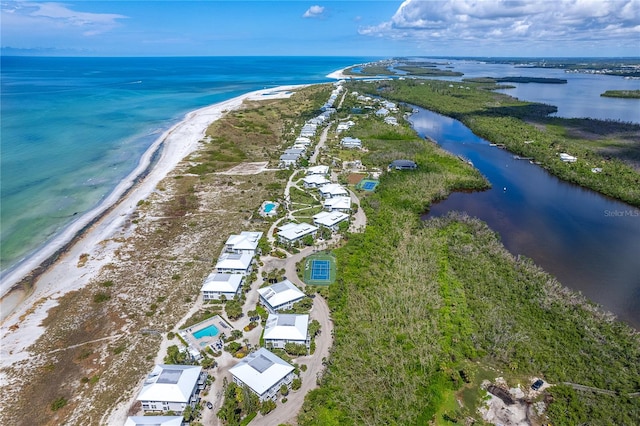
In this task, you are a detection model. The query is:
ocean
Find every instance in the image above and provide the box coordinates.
[0,56,376,277]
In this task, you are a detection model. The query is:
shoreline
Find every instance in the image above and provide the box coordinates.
[0,85,305,367]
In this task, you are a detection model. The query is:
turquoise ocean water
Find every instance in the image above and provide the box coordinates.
[0,56,375,276]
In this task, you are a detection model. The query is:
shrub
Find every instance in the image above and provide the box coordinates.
[50,397,67,412]
[292,378,302,391]
[260,399,276,415]
[93,292,110,303]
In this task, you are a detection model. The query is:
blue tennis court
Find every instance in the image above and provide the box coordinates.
[358,179,379,191]
[310,260,330,281]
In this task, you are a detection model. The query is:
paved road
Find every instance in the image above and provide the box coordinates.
[309,124,331,165]
[348,189,367,233]
[250,295,333,426]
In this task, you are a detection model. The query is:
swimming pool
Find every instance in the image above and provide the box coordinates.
[264,203,276,213]
[192,324,219,339]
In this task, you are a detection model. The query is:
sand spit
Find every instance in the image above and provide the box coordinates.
[0,86,300,372]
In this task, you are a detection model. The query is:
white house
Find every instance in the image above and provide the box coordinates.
[299,128,315,138]
[137,365,207,414]
[229,348,295,402]
[201,273,244,301]
[336,120,355,133]
[302,174,330,189]
[313,211,350,231]
[560,153,577,163]
[284,148,305,156]
[294,136,312,146]
[279,153,300,168]
[376,108,389,116]
[318,183,349,199]
[384,116,398,126]
[323,196,351,213]
[382,100,397,110]
[125,417,183,426]
[340,137,362,149]
[263,313,310,350]
[277,222,318,245]
[306,165,329,176]
[224,231,263,255]
[214,252,254,275]
[257,279,306,313]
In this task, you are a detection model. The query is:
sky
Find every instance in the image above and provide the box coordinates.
[1,0,639,57]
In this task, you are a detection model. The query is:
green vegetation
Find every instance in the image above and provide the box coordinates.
[217,380,260,426]
[297,98,640,424]
[50,397,67,412]
[601,89,640,99]
[92,292,111,303]
[353,79,640,206]
[224,299,243,320]
[395,66,463,77]
[164,344,189,365]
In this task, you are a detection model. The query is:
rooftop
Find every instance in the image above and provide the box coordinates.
[258,279,306,309]
[137,364,202,403]
[201,273,243,293]
[229,348,294,396]
[277,222,318,241]
[264,313,309,341]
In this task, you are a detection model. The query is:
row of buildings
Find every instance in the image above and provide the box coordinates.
[279,82,345,168]
[126,84,350,425]
[275,165,351,246]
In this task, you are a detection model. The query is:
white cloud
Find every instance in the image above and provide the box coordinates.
[303,5,325,19]
[359,0,640,48]
[2,1,127,36]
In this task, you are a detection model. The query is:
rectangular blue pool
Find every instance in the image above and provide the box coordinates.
[192,324,219,339]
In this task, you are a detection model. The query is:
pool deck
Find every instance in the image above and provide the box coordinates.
[179,314,234,353]
[259,200,279,217]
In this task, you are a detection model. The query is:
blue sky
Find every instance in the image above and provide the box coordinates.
[2,1,639,57]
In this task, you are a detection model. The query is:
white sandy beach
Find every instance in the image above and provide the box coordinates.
[0,85,302,370]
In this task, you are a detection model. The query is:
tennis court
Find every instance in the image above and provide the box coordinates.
[310,260,330,281]
[357,178,379,191]
[303,252,337,286]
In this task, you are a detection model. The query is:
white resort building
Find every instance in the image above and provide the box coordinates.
[313,211,350,232]
[323,196,351,213]
[263,313,310,350]
[306,165,330,176]
[201,273,244,301]
[257,279,306,313]
[214,252,254,275]
[276,222,318,246]
[136,364,207,414]
[224,231,263,255]
[340,137,362,149]
[318,183,349,199]
[302,174,330,188]
[229,348,295,402]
